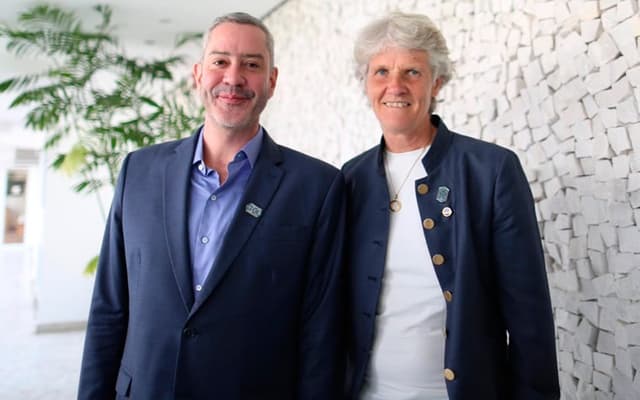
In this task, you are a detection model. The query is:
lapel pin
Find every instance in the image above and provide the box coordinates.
[245,202,262,218]
[442,206,453,218]
[436,186,450,203]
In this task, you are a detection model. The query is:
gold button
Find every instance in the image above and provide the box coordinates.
[417,184,429,195]
[423,218,435,230]
[443,290,453,302]
[432,254,445,265]
[444,368,456,381]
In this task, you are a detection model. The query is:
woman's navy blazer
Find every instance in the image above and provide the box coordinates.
[342,115,560,400]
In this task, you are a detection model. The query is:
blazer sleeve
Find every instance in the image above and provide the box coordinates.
[492,151,560,399]
[297,170,346,400]
[78,154,131,400]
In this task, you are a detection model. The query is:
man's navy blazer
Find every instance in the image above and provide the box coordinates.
[342,116,560,399]
[78,129,345,400]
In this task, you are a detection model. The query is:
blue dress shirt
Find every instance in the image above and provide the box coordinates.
[188,127,263,295]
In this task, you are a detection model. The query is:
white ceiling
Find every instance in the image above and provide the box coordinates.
[0,0,284,135]
[0,0,284,74]
[2,0,284,46]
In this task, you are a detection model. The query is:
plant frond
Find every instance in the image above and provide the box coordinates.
[0,74,49,93]
[18,4,81,32]
[50,153,66,170]
[174,32,202,48]
[139,96,161,109]
[9,83,65,107]
[83,255,99,275]
[25,101,65,130]
[93,5,112,32]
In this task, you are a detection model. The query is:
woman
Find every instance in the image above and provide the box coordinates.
[342,12,559,400]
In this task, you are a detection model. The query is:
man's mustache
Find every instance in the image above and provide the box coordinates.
[211,85,255,99]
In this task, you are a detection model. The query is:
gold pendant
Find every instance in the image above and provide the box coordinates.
[389,199,402,212]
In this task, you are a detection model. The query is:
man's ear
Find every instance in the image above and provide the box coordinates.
[192,62,202,88]
[268,66,278,98]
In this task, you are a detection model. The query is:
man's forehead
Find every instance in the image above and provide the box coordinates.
[205,50,265,59]
[205,24,268,51]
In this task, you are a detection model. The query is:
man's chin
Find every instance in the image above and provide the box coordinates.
[215,117,256,133]
[206,104,265,133]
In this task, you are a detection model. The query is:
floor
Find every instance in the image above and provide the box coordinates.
[0,245,84,400]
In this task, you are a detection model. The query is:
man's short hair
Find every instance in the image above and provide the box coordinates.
[202,12,275,69]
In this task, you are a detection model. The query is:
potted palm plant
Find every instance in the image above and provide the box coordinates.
[0,4,204,272]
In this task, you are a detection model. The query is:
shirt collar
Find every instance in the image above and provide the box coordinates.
[376,114,450,175]
[192,126,264,170]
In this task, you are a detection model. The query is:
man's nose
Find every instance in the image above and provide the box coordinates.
[223,63,245,86]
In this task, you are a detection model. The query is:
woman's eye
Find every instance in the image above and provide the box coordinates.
[374,68,388,76]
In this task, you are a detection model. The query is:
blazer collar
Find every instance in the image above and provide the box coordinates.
[189,129,284,316]
[164,127,201,313]
[375,114,454,175]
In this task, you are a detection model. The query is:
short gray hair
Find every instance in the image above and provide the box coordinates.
[354,12,453,86]
[202,12,275,69]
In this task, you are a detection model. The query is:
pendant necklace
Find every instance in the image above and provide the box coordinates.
[384,144,429,212]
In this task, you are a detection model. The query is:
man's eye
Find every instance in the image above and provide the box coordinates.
[407,69,420,76]
[246,62,260,69]
[212,59,227,66]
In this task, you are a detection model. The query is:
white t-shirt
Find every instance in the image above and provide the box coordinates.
[361,147,448,400]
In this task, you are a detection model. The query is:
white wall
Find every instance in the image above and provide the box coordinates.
[0,38,199,332]
[263,0,640,399]
[33,159,107,331]
[0,93,105,330]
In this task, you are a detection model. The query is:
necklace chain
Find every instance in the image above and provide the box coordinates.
[384,145,429,212]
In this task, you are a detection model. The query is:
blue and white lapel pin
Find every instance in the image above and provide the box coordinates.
[245,202,263,218]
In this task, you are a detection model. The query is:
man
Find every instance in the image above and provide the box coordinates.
[78,12,345,400]
[342,12,559,399]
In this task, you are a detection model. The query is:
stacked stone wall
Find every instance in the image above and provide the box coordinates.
[263,1,640,398]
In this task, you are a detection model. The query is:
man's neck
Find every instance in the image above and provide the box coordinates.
[201,122,260,184]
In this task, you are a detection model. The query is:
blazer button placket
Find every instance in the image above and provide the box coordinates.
[183,327,198,338]
[415,176,455,280]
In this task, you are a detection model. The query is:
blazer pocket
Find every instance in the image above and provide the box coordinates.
[115,368,132,398]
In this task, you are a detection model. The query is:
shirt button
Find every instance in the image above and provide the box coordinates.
[195,285,202,291]
[210,194,217,201]
[198,164,205,172]
[201,236,209,244]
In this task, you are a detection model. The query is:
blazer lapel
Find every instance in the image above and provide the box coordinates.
[190,132,284,316]
[163,131,199,313]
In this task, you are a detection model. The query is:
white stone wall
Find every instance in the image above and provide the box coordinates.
[263,1,640,398]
